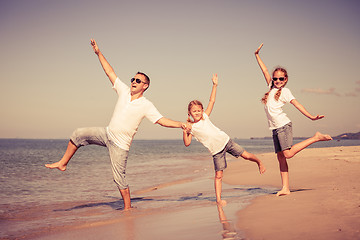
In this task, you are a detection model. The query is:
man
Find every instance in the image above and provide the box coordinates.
[46,39,185,210]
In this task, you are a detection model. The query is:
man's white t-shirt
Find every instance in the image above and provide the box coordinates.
[107,78,163,150]
[190,113,230,155]
[264,86,295,130]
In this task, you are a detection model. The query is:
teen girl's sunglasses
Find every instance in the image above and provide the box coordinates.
[131,78,147,84]
[272,77,286,81]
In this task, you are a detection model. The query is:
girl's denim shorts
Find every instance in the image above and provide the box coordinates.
[212,139,245,171]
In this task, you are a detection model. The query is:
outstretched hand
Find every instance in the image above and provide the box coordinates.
[90,39,100,55]
[255,43,263,55]
[183,122,192,134]
[212,73,218,86]
[311,115,325,121]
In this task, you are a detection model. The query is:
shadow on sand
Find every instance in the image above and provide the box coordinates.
[53,186,278,212]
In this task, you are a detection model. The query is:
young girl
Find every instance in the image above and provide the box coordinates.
[183,74,266,206]
[254,43,332,196]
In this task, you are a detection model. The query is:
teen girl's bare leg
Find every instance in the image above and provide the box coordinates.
[276,151,290,196]
[282,132,332,159]
[45,140,78,171]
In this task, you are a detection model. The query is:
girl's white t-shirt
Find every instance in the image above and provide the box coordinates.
[190,113,230,155]
[107,78,163,150]
[264,86,295,130]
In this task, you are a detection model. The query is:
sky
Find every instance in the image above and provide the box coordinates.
[1,0,359,140]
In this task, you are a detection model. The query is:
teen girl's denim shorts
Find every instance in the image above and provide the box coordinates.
[272,122,293,153]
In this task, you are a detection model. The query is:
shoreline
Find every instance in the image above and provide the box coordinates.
[223,145,360,240]
[33,175,253,240]
[4,145,359,239]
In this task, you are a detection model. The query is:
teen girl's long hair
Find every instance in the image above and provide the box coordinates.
[261,67,288,104]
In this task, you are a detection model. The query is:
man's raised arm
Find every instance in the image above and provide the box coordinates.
[91,39,117,86]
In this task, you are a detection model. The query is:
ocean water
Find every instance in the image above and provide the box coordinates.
[0,138,359,239]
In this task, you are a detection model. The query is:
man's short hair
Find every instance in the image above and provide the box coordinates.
[137,71,150,91]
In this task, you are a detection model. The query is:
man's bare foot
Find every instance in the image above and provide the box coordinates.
[217,199,227,206]
[276,188,290,196]
[314,132,332,141]
[259,163,266,174]
[45,162,67,171]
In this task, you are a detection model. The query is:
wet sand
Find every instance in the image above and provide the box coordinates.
[223,146,360,240]
[33,177,256,240]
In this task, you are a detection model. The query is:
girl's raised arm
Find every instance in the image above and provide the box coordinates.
[255,43,272,85]
[205,74,218,116]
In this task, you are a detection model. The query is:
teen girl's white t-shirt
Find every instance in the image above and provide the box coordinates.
[190,113,230,155]
[264,86,295,130]
[107,78,163,150]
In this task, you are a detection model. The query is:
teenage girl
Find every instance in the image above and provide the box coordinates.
[183,74,266,205]
[254,43,332,196]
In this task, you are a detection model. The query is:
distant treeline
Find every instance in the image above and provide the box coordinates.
[332,132,360,140]
[249,131,360,140]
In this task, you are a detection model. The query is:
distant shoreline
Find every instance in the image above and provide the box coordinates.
[1,131,360,141]
[248,131,360,140]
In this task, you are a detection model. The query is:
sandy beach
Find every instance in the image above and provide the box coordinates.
[7,145,359,240]
[223,145,360,240]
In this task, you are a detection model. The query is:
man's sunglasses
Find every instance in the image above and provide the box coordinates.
[131,78,147,84]
[272,77,286,81]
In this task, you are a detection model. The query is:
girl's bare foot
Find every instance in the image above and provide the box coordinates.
[45,162,67,171]
[276,188,290,196]
[123,206,136,211]
[314,132,332,141]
